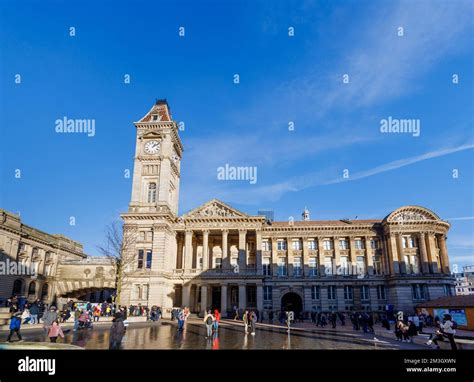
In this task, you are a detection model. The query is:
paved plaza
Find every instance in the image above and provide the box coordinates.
[0,319,431,350]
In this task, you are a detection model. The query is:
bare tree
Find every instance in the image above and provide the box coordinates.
[97,221,136,305]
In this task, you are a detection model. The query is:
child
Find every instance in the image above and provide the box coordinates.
[6,312,23,342]
[48,320,64,343]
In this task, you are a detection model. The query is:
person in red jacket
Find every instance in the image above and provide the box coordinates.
[213,309,221,333]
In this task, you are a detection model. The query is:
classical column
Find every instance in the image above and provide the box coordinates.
[396,233,406,274]
[317,237,325,276]
[287,237,293,276]
[349,236,357,275]
[176,235,184,269]
[302,237,309,276]
[182,283,191,307]
[418,232,430,274]
[333,237,341,276]
[427,233,439,273]
[271,238,278,276]
[184,230,193,269]
[238,229,247,271]
[221,284,228,317]
[256,284,264,312]
[365,236,374,276]
[238,284,246,310]
[200,285,208,315]
[387,234,400,274]
[221,229,229,270]
[255,229,263,275]
[202,230,210,270]
[438,235,450,274]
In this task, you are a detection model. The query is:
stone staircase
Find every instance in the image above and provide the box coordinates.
[0,307,11,328]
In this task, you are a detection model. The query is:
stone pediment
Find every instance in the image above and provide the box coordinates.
[384,206,440,223]
[182,199,248,219]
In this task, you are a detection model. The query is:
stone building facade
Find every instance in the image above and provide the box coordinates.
[0,209,115,306]
[120,101,455,316]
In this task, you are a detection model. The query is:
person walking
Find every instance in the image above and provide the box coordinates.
[109,313,126,350]
[6,312,23,342]
[213,309,220,333]
[73,308,81,331]
[407,320,418,343]
[42,306,58,337]
[47,320,64,343]
[242,310,249,334]
[250,311,257,335]
[204,310,214,339]
[177,308,185,331]
[269,309,274,324]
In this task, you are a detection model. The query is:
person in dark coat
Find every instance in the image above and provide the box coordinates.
[29,301,40,324]
[109,313,126,350]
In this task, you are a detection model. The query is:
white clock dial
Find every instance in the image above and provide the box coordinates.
[144,140,160,154]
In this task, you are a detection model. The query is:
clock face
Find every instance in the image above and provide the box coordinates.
[144,140,160,154]
[172,153,180,164]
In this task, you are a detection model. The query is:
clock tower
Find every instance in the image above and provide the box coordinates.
[128,99,182,215]
[120,100,183,308]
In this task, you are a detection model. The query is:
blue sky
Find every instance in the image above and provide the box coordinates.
[0,0,473,268]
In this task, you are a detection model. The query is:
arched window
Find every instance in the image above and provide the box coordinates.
[28,281,36,296]
[147,183,157,203]
[41,283,49,299]
[12,279,23,295]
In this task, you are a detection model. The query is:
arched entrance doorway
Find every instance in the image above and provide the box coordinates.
[281,292,303,316]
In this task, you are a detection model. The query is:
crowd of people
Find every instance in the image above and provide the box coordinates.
[4,294,460,350]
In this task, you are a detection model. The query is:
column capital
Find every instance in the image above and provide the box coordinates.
[185,229,194,235]
[221,228,229,234]
[238,228,247,235]
[202,229,210,235]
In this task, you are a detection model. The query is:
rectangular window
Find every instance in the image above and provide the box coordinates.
[311,286,320,300]
[278,257,287,276]
[402,237,408,249]
[377,285,386,300]
[444,284,452,296]
[308,240,317,250]
[339,239,348,250]
[292,240,302,250]
[137,249,144,269]
[340,256,349,275]
[277,241,287,251]
[355,239,364,250]
[344,285,353,300]
[324,257,333,275]
[145,250,152,269]
[327,286,336,300]
[215,258,222,269]
[370,239,378,249]
[373,256,382,275]
[409,237,415,248]
[262,241,270,251]
[356,256,365,276]
[263,286,272,301]
[293,257,302,277]
[361,285,370,300]
[263,258,271,276]
[323,240,333,250]
[412,284,427,300]
[309,257,318,277]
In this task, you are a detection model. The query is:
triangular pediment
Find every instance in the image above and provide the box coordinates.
[182,199,249,219]
[141,131,162,139]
